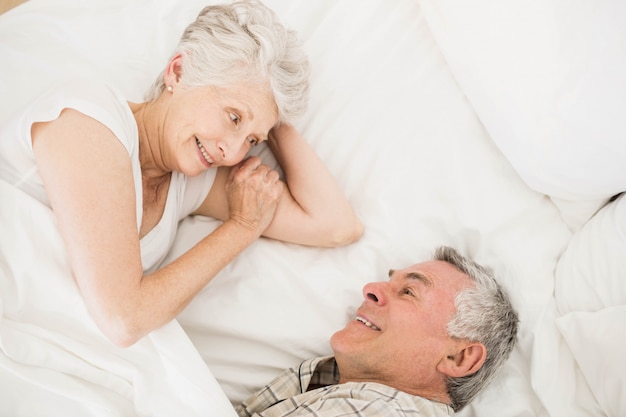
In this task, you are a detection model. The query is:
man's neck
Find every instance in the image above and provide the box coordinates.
[336,359,451,406]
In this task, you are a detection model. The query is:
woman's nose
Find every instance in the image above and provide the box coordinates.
[218,137,246,164]
[217,140,231,161]
[362,281,386,305]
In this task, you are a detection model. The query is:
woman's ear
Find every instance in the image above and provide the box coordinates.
[163,53,184,89]
[436,342,487,378]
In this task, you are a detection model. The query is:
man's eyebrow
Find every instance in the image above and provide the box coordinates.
[407,271,433,286]
[388,269,432,286]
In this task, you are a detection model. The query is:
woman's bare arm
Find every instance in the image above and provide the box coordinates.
[196,123,363,247]
[32,109,281,347]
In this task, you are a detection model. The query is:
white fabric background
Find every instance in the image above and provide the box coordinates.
[1,0,620,416]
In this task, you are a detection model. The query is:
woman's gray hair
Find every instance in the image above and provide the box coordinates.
[145,0,310,123]
[434,246,519,412]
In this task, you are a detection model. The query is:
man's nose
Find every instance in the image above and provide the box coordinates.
[362,281,386,304]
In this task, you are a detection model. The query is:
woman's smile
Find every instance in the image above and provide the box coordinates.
[195,137,214,167]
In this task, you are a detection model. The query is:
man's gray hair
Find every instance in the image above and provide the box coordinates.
[434,246,519,412]
[145,0,310,123]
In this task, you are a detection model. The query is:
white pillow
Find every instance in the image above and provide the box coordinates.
[419,0,626,230]
[556,306,626,417]
[555,193,626,314]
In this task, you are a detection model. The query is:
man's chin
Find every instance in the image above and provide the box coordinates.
[329,329,341,351]
[329,326,360,355]
[329,327,348,354]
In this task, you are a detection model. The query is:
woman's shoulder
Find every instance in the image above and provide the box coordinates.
[35,78,139,154]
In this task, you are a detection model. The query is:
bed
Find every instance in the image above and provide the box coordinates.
[1,0,625,416]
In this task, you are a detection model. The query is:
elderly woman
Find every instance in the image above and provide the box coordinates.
[1,1,362,347]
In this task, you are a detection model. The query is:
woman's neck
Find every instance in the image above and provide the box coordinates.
[129,101,169,182]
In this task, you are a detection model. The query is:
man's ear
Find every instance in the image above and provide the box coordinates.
[436,342,487,378]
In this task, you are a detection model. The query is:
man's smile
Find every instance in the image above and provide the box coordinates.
[355,315,381,331]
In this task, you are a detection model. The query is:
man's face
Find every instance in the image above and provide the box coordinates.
[330,260,474,395]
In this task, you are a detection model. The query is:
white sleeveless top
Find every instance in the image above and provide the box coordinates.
[0,80,216,272]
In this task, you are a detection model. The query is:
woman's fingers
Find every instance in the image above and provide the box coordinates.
[225,157,283,234]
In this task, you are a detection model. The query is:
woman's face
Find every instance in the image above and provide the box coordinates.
[159,82,279,176]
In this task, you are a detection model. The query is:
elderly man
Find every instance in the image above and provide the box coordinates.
[237,246,519,416]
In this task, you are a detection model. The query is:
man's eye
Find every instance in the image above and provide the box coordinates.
[229,113,240,124]
[402,288,415,297]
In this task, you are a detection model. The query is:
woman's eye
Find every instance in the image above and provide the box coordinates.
[248,137,259,146]
[229,112,240,125]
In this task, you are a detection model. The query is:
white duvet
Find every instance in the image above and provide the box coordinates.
[0,178,236,416]
[1,0,624,416]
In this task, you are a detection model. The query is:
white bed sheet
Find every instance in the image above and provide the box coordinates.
[0,0,615,416]
[0,179,236,416]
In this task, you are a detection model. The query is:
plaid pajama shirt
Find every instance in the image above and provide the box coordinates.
[236,356,452,417]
